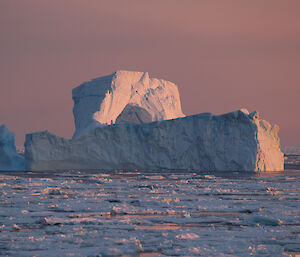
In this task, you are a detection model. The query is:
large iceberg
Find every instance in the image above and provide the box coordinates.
[72,70,184,138]
[25,109,284,172]
[0,124,24,171]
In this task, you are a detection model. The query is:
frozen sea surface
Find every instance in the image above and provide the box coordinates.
[0,170,299,257]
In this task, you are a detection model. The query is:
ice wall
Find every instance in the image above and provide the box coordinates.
[25,110,284,172]
[0,124,24,171]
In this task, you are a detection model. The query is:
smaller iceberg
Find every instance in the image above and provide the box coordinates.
[0,124,24,171]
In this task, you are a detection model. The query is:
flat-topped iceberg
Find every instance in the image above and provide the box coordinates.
[0,124,24,171]
[25,109,284,172]
[72,70,185,138]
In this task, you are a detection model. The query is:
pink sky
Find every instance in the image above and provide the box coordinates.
[0,0,299,146]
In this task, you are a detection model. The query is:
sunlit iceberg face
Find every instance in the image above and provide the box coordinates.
[72,70,185,139]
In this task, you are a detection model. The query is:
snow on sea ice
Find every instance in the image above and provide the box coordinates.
[176,233,199,239]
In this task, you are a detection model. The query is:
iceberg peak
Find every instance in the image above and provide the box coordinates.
[72,70,185,139]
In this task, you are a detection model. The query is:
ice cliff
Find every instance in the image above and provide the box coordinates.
[0,124,24,171]
[72,70,184,138]
[25,110,284,172]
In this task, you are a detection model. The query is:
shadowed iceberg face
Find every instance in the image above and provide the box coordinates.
[116,104,152,125]
[25,110,284,172]
[0,124,24,171]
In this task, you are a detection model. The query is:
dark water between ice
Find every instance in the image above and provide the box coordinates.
[0,170,299,256]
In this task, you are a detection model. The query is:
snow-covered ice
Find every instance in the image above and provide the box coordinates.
[72,70,185,138]
[25,109,284,172]
[0,170,299,256]
[0,124,24,171]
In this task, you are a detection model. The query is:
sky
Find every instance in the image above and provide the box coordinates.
[0,0,299,146]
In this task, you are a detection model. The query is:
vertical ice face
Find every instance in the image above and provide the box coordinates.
[72,70,185,138]
[25,110,284,172]
[0,124,24,171]
[254,114,284,171]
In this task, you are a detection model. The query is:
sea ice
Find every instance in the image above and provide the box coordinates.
[282,145,300,155]
[0,170,299,256]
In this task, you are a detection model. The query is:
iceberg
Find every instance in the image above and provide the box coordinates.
[24,71,284,172]
[25,109,284,172]
[0,124,24,171]
[72,70,185,138]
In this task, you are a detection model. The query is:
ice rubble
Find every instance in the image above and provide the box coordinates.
[0,124,24,171]
[25,109,284,172]
[72,70,185,138]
